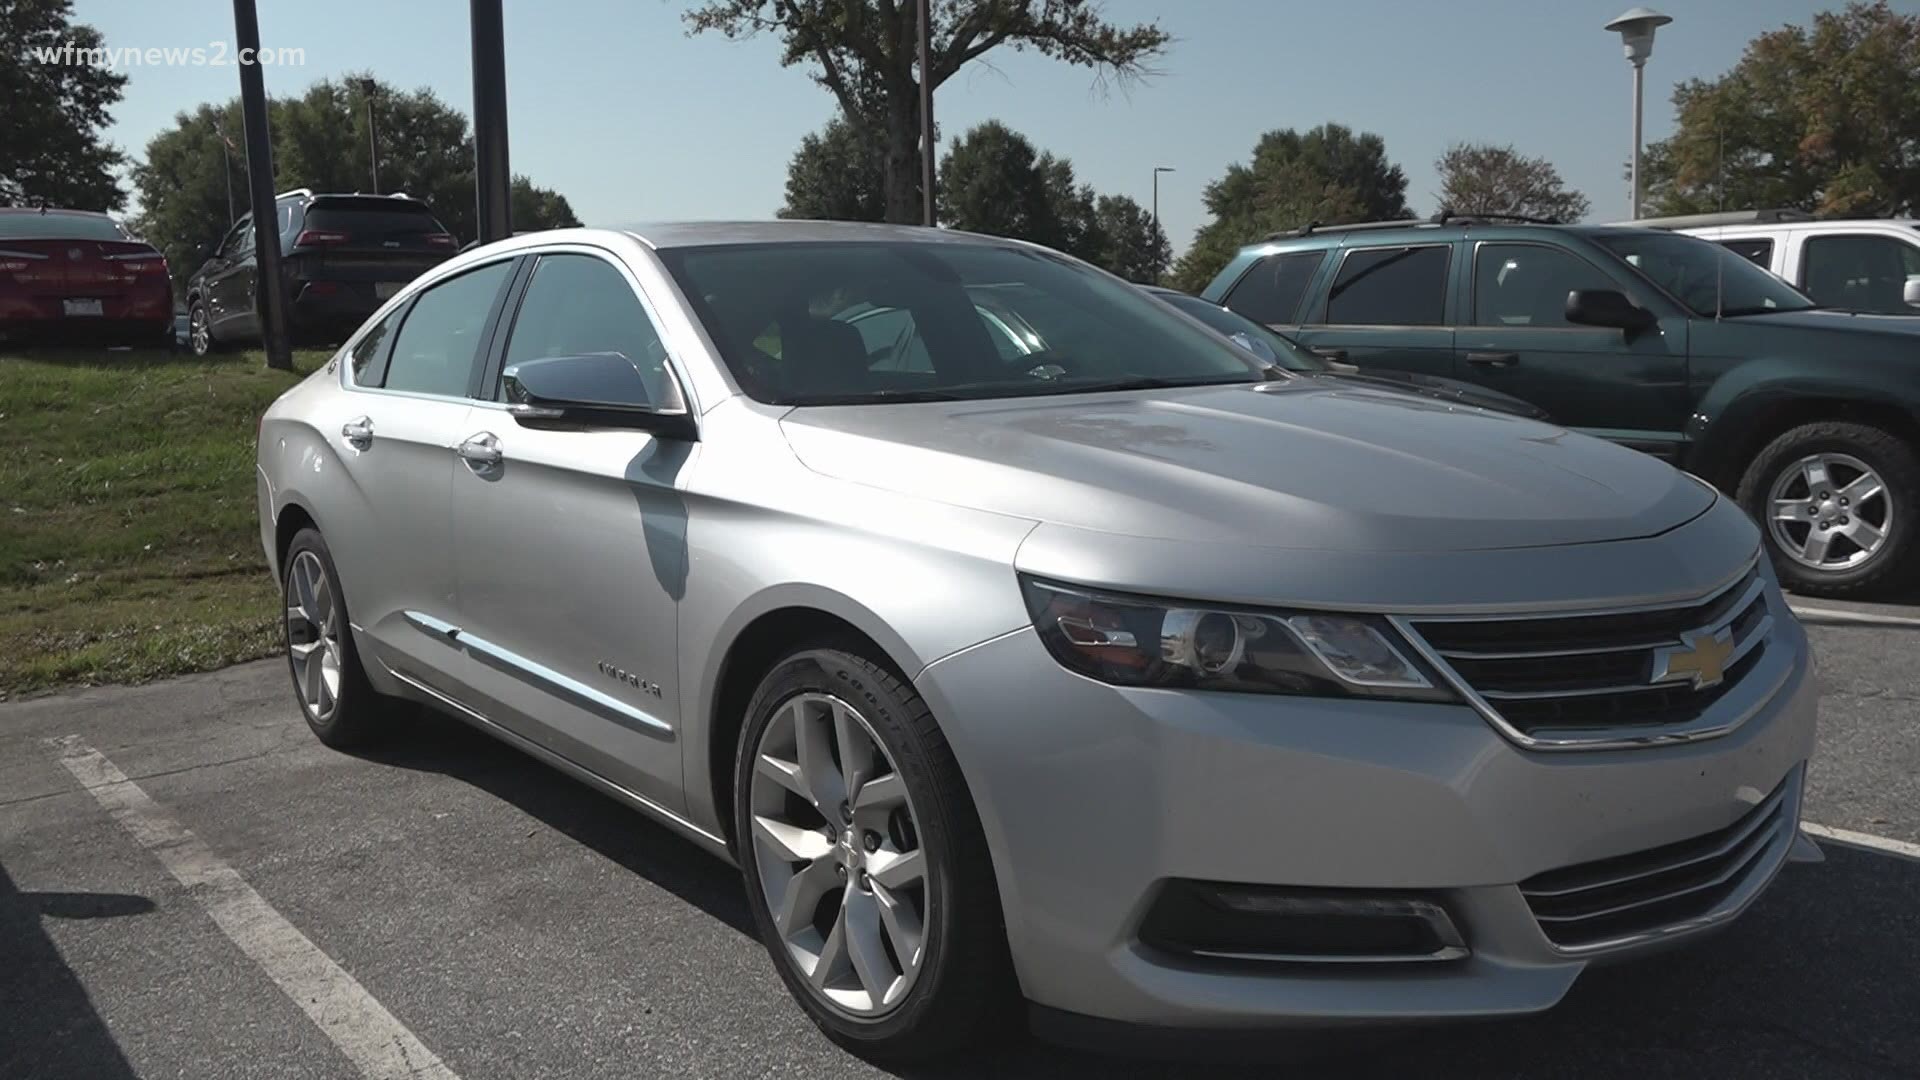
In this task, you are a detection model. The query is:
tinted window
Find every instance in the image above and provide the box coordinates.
[1223,252,1324,325]
[1325,246,1449,326]
[0,212,130,241]
[1718,238,1773,267]
[383,261,512,395]
[501,254,672,402]
[1473,244,1618,328]
[1801,234,1920,315]
[1597,232,1814,316]
[658,242,1265,405]
[304,207,448,240]
[349,305,402,383]
[220,219,253,258]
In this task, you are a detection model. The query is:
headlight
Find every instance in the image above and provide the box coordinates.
[1020,577,1454,702]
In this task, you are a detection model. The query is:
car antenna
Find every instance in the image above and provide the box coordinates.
[1715,244,1726,321]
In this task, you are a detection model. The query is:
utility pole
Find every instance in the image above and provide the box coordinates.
[355,77,380,194]
[470,0,512,243]
[231,0,291,370]
[1151,166,1175,235]
[917,0,935,227]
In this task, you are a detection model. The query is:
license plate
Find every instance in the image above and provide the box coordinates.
[63,298,104,317]
[374,282,401,299]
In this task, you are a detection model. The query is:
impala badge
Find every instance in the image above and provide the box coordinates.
[598,661,663,697]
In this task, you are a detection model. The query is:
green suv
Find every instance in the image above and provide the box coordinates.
[1201,215,1920,598]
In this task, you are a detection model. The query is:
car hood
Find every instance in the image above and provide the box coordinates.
[1304,369,1551,420]
[1723,308,1920,336]
[780,379,1713,553]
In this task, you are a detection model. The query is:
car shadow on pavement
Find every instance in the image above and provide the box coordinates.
[0,858,151,1079]
[354,713,1920,1079]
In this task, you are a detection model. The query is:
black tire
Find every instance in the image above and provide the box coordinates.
[188,299,218,356]
[1736,420,1920,598]
[281,527,393,748]
[733,644,1015,1061]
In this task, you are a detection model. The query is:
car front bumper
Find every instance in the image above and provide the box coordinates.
[912,610,1817,1030]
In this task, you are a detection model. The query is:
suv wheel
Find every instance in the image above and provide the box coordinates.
[188,300,216,356]
[733,645,1012,1061]
[1738,420,1920,597]
[282,528,394,747]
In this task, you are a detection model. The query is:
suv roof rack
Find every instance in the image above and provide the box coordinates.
[1628,208,1815,229]
[1264,208,1560,241]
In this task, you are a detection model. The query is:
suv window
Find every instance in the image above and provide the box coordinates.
[219,219,252,259]
[1473,244,1618,328]
[1801,233,1920,315]
[1718,238,1773,267]
[1324,245,1449,326]
[383,261,513,396]
[499,253,672,402]
[1223,252,1324,325]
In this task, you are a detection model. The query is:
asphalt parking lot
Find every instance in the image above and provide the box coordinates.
[3,607,1917,1080]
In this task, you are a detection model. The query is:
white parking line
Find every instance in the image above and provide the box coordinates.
[48,735,461,1080]
[1803,822,1920,860]
[1788,603,1920,628]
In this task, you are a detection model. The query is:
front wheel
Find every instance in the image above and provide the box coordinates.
[733,646,1013,1061]
[188,300,216,356]
[282,528,393,747]
[1738,420,1920,598]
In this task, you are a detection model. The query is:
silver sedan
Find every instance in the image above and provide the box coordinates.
[256,223,1818,1060]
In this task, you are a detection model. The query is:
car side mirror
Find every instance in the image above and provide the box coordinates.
[1565,289,1657,333]
[502,352,698,440]
[1903,277,1920,309]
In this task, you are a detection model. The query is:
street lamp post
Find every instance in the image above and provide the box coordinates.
[1606,7,1673,220]
[917,0,935,227]
[354,77,380,194]
[1151,166,1174,234]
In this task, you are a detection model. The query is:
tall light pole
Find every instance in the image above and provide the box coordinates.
[1606,7,1672,220]
[917,0,935,226]
[1151,166,1175,234]
[354,77,380,194]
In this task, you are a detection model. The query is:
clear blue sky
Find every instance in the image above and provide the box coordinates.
[75,0,1917,253]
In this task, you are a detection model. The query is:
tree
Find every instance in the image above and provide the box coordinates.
[685,0,1168,223]
[1434,143,1589,222]
[130,76,579,284]
[1087,193,1169,283]
[779,117,886,220]
[938,121,1052,241]
[1170,124,1411,292]
[1643,1,1920,217]
[0,0,127,210]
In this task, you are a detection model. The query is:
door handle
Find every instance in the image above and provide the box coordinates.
[341,416,373,448]
[1465,351,1520,368]
[1309,347,1348,361]
[456,432,503,468]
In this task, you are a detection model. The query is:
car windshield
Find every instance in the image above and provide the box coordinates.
[1596,231,1818,317]
[0,212,131,241]
[658,241,1273,405]
[1151,291,1325,372]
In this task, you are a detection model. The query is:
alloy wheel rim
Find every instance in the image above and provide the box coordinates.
[190,307,210,355]
[1766,451,1892,571]
[748,692,929,1018]
[285,551,343,722]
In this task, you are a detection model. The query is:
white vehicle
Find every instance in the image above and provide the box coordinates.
[1642,209,1920,316]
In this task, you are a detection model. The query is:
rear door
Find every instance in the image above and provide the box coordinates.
[1453,240,1691,456]
[448,248,692,810]
[1793,230,1920,316]
[1287,243,1456,378]
[328,257,518,687]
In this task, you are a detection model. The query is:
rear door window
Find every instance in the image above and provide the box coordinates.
[381,261,514,396]
[1222,251,1324,325]
[1324,245,1450,326]
[1800,233,1920,314]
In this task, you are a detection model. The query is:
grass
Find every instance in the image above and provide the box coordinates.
[0,347,331,697]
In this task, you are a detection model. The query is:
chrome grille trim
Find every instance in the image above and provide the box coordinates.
[1519,772,1799,952]
[1391,560,1780,751]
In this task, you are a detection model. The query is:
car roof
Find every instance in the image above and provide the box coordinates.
[621,220,1026,251]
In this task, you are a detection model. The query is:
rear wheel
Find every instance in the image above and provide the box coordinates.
[282,528,393,747]
[1738,420,1920,597]
[733,645,1012,1061]
[188,300,216,356]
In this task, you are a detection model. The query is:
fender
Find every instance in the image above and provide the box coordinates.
[1684,360,1920,484]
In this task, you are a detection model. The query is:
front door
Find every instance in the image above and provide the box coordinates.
[1288,242,1457,380]
[1452,240,1691,458]
[450,249,692,811]
[210,217,258,340]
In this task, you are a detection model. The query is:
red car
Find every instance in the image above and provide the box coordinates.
[0,207,174,347]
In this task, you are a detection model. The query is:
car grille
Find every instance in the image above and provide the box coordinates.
[1518,774,1795,949]
[1401,564,1772,746]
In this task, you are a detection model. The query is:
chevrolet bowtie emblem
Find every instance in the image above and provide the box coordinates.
[1653,628,1737,690]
